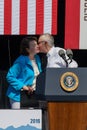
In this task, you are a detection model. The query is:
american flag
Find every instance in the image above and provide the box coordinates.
[0,0,87,49]
[0,0,57,35]
[65,0,87,49]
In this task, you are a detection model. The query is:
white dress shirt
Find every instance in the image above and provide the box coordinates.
[31,59,40,90]
[46,47,78,68]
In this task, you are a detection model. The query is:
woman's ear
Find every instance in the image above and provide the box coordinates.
[26,48,30,53]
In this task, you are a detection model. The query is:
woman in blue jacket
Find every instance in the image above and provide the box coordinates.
[6,37,42,109]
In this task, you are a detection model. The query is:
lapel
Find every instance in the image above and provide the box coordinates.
[25,56,32,67]
[25,55,41,72]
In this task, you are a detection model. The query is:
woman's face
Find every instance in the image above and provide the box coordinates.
[29,40,40,54]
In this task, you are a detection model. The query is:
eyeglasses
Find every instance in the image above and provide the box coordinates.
[38,41,46,45]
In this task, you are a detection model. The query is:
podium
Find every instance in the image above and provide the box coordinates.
[36,68,87,130]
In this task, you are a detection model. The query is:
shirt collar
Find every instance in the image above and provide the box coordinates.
[47,46,55,57]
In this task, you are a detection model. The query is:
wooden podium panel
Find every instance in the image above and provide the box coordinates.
[48,102,87,130]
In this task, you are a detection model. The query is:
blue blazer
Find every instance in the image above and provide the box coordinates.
[6,55,42,101]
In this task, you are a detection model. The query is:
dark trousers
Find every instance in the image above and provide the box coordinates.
[21,91,49,130]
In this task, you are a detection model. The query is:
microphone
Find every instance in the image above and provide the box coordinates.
[66,49,73,63]
[58,49,68,67]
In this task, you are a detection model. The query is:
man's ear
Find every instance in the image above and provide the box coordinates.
[45,41,48,46]
[45,41,49,50]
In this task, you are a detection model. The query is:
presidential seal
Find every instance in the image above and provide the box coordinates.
[60,72,79,92]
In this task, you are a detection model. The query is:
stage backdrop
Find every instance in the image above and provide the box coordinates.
[0,0,87,71]
[0,0,87,49]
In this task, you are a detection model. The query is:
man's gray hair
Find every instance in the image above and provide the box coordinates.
[40,33,54,47]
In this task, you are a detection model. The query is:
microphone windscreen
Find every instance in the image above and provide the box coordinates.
[58,49,65,57]
[66,49,73,57]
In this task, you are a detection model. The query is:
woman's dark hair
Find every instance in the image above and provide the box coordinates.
[20,36,37,55]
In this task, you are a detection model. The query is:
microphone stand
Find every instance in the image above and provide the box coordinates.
[67,58,73,65]
[65,60,68,68]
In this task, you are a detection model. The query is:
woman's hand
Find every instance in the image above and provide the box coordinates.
[23,86,29,91]
[27,86,34,94]
[23,86,34,94]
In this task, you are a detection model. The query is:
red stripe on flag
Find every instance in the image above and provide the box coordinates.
[36,0,44,34]
[20,0,27,34]
[51,0,58,34]
[64,0,80,49]
[4,0,12,34]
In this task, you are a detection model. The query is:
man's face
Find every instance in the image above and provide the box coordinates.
[38,36,47,53]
